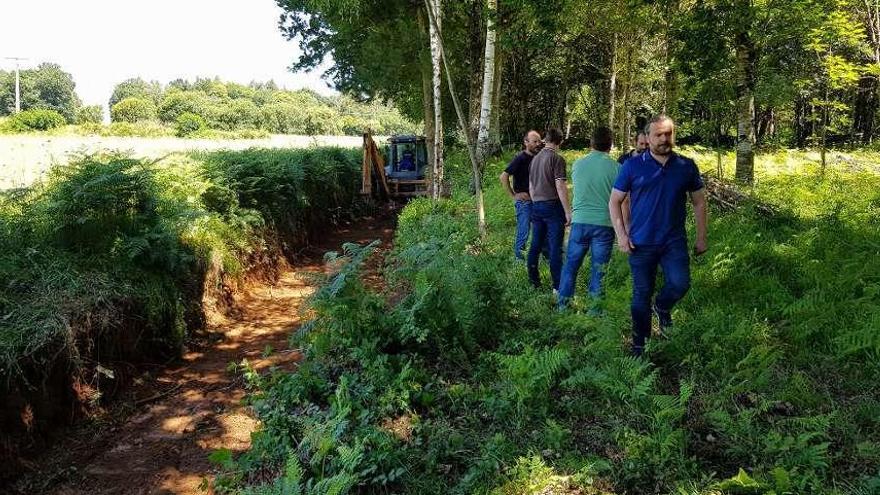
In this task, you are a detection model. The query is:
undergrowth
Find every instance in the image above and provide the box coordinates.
[0,147,361,392]
[221,150,880,494]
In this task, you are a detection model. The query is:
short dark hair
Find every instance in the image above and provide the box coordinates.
[591,126,613,152]
[544,128,563,145]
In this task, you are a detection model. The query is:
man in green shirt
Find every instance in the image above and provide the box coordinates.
[558,127,619,312]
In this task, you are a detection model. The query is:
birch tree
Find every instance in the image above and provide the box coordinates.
[476,0,498,166]
[425,0,487,237]
[428,0,445,199]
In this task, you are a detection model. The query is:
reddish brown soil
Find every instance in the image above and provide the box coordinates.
[9,215,395,495]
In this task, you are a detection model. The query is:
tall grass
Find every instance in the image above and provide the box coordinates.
[221,150,880,494]
[0,146,361,407]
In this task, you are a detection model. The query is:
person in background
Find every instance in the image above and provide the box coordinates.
[609,115,708,357]
[618,130,649,164]
[500,130,543,260]
[527,128,571,292]
[557,126,620,314]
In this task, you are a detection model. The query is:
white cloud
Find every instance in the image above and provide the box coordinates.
[0,0,336,107]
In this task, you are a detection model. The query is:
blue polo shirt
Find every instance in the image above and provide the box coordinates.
[613,151,704,245]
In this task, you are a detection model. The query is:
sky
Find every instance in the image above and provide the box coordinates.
[0,0,336,108]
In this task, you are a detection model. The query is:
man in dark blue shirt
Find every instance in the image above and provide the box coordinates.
[617,130,649,164]
[609,115,708,357]
[500,130,543,259]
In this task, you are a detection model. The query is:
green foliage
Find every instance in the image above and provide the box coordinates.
[157,89,212,123]
[111,97,158,123]
[175,112,207,137]
[0,147,362,408]
[221,149,880,494]
[76,105,104,125]
[0,63,80,122]
[109,77,163,108]
[6,108,66,131]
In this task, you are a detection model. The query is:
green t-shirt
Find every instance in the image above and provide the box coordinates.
[570,150,620,227]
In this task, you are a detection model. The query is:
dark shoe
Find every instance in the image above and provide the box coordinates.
[653,303,673,337]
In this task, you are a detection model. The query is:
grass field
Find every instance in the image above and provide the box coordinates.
[0,134,365,189]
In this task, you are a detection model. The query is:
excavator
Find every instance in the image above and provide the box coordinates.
[361,133,429,199]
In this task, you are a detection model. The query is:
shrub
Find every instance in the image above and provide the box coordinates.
[103,121,172,137]
[111,97,157,123]
[76,105,104,125]
[216,98,261,130]
[157,90,211,123]
[7,108,66,131]
[175,112,207,137]
[109,77,163,108]
[0,148,364,465]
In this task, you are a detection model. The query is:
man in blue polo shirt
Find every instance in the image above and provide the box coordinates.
[609,115,708,357]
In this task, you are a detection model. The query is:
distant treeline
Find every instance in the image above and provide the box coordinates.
[0,64,420,136]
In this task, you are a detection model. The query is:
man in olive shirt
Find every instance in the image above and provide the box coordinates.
[558,127,619,312]
[527,128,571,291]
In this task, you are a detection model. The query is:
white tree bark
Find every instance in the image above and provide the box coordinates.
[734,28,756,184]
[424,0,487,237]
[476,0,497,165]
[428,0,444,199]
[609,34,618,132]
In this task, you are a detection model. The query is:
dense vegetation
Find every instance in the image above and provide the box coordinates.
[215,151,880,494]
[0,147,362,435]
[281,0,880,153]
[0,67,419,137]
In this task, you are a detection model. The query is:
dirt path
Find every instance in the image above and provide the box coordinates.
[12,216,395,495]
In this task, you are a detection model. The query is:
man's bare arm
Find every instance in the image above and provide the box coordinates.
[609,188,634,253]
[691,188,708,255]
[499,172,515,199]
[622,193,631,230]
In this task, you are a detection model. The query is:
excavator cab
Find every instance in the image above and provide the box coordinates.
[362,133,429,199]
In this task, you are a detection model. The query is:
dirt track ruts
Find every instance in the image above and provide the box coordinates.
[10,215,395,495]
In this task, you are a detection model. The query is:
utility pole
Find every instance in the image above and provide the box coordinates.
[5,57,28,113]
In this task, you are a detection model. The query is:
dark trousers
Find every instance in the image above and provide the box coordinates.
[527,200,565,290]
[628,237,691,354]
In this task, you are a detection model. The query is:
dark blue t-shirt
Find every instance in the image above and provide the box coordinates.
[504,151,534,194]
[613,151,704,245]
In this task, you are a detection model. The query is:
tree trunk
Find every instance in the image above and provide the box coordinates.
[490,50,504,150]
[476,0,498,167]
[821,85,828,174]
[618,39,633,148]
[424,0,486,238]
[467,0,484,144]
[428,0,444,198]
[418,10,435,172]
[734,27,756,184]
[662,2,679,118]
[853,75,878,144]
[608,34,618,132]
[422,63,436,174]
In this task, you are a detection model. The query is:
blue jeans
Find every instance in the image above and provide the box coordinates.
[514,199,532,259]
[527,200,565,290]
[557,223,614,308]
[628,237,691,355]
